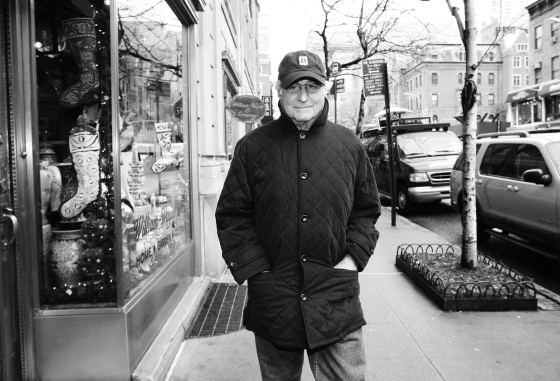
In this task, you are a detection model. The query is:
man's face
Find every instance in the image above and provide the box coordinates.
[280,80,325,127]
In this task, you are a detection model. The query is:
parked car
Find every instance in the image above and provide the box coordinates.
[362,119,462,214]
[450,128,560,260]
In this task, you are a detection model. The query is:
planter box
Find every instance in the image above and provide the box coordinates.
[395,244,538,312]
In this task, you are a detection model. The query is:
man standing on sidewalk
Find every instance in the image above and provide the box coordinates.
[215,50,381,381]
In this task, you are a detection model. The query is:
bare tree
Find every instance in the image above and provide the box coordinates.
[312,0,429,135]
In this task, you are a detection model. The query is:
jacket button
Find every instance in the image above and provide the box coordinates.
[300,293,307,301]
[300,255,307,262]
[299,132,306,140]
[229,260,237,268]
[301,215,308,222]
[300,172,308,180]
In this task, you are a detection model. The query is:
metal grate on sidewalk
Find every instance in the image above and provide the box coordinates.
[186,283,248,338]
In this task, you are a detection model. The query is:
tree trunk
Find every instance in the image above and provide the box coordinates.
[356,89,366,136]
[461,0,478,268]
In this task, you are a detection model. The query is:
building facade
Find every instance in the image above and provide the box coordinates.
[397,43,503,130]
[0,0,260,380]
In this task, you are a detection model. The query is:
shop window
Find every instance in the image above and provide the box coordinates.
[34,0,192,307]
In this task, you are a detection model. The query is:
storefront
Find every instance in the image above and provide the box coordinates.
[0,0,212,380]
[506,79,560,130]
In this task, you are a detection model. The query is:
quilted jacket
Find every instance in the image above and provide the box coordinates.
[215,101,381,350]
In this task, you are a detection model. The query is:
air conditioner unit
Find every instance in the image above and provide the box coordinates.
[553,36,558,43]
[534,61,542,69]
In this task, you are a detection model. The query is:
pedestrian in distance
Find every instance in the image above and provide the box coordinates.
[215,49,381,381]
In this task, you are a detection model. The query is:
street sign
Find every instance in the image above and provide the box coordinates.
[331,62,340,76]
[261,96,272,116]
[362,59,385,97]
[335,78,345,93]
[146,79,171,97]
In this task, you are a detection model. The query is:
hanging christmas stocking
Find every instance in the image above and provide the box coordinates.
[151,122,176,173]
[59,18,100,108]
[60,114,100,218]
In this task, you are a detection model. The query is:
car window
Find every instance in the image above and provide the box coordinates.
[397,132,461,157]
[512,144,550,180]
[480,143,513,177]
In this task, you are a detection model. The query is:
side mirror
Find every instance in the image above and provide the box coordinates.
[522,169,552,186]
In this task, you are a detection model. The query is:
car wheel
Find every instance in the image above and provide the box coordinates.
[397,186,413,215]
[476,205,490,243]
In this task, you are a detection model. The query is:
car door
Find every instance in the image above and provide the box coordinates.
[503,143,558,241]
[477,143,514,223]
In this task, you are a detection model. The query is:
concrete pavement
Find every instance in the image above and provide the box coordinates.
[162,208,560,381]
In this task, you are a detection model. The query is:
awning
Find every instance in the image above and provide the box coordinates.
[505,88,538,103]
[538,80,560,97]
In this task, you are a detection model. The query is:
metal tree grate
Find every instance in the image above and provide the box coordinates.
[186,283,248,338]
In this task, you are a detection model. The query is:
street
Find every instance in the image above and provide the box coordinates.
[397,200,560,296]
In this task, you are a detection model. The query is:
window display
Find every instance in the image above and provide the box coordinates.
[35,0,191,308]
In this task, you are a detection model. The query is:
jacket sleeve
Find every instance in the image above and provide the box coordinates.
[215,139,270,284]
[346,145,382,271]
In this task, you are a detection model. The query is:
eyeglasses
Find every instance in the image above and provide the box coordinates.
[284,82,323,94]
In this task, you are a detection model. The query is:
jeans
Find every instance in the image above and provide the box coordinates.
[254,327,365,381]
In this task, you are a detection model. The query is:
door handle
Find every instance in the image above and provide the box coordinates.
[507,185,519,192]
[1,206,18,249]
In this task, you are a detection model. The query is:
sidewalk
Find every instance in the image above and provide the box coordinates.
[165,208,560,381]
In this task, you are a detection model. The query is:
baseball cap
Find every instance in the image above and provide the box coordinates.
[278,50,326,88]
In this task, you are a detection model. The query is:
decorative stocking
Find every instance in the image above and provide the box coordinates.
[59,18,100,108]
[60,114,100,218]
[151,122,176,173]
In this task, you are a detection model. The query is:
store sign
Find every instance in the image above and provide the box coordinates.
[229,95,266,123]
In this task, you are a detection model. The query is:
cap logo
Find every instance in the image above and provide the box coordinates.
[298,56,308,66]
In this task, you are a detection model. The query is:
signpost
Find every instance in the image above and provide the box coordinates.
[362,59,397,226]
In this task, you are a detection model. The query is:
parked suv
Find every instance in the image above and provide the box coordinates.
[450,129,560,259]
[362,120,462,214]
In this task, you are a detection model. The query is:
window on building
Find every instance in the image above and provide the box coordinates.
[431,93,438,106]
[535,67,542,83]
[525,56,529,67]
[488,93,495,105]
[513,74,521,86]
[458,72,463,84]
[535,25,543,49]
[419,75,422,86]
[513,56,521,68]
[488,72,495,85]
[517,43,528,51]
[458,51,465,61]
[552,56,560,79]
[431,72,438,85]
[488,52,494,61]
[525,74,529,85]
[552,18,559,41]
[415,76,418,89]
[476,93,481,105]
[477,72,482,84]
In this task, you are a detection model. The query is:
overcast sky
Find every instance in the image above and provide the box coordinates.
[259,0,493,76]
